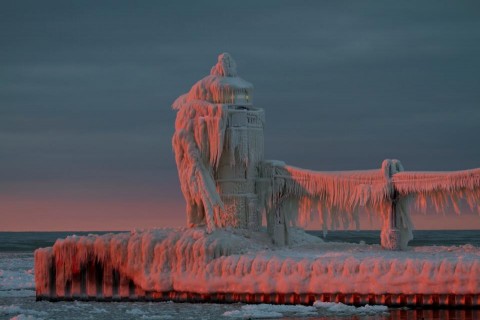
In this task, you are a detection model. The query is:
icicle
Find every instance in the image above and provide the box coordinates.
[392,168,480,215]
[259,161,382,234]
[172,53,257,232]
[172,101,227,232]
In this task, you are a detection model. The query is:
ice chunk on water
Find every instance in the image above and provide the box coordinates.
[313,301,388,315]
[223,302,388,318]
[0,305,47,320]
[223,304,316,318]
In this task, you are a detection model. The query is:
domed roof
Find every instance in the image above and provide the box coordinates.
[173,53,253,108]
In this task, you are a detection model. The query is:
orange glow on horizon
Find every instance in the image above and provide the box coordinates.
[0,195,185,231]
[1,194,480,231]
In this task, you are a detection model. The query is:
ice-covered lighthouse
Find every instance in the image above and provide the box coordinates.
[172,53,265,232]
[34,53,480,306]
[172,53,480,250]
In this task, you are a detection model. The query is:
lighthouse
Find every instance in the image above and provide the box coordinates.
[212,54,265,230]
[172,53,411,248]
[172,53,265,232]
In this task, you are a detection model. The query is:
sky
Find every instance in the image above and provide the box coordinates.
[1,1,480,231]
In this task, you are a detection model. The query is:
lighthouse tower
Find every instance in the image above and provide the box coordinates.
[172,53,265,231]
[212,55,265,230]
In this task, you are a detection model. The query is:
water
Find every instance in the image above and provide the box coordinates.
[1,231,479,320]
[307,230,480,247]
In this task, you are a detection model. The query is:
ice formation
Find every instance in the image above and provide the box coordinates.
[172,53,480,250]
[172,53,262,233]
[222,302,388,318]
[35,229,480,306]
[34,53,480,305]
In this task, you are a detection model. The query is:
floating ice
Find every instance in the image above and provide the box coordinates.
[0,305,47,319]
[313,301,388,315]
[222,302,388,318]
[0,254,35,297]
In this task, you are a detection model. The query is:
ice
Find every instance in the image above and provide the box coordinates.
[258,159,414,248]
[222,302,388,318]
[9,315,43,320]
[91,307,108,313]
[171,53,480,249]
[223,308,283,318]
[140,315,174,320]
[126,308,146,315]
[0,253,35,298]
[35,229,480,299]
[0,290,35,298]
[313,301,388,315]
[222,304,315,318]
[172,53,258,233]
[32,53,480,304]
[393,169,480,214]
[0,305,47,319]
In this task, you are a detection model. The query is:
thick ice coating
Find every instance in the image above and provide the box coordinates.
[257,159,414,250]
[171,53,257,232]
[34,53,480,305]
[35,229,480,299]
[171,53,480,249]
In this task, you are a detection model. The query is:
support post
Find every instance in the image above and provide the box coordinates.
[380,159,404,250]
[383,190,402,250]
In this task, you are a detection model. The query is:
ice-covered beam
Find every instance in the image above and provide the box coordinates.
[392,168,480,214]
[259,159,480,250]
[258,159,412,249]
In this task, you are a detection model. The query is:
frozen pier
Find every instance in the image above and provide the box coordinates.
[34,53,480,308]
[35,229,480,307]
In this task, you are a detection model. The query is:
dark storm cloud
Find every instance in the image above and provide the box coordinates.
[1,0,480,202]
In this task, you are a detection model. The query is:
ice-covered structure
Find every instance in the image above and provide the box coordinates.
[34,228,480,306]
[35,53,480,306]
[172,53,263,233]
[171,53,480,251]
